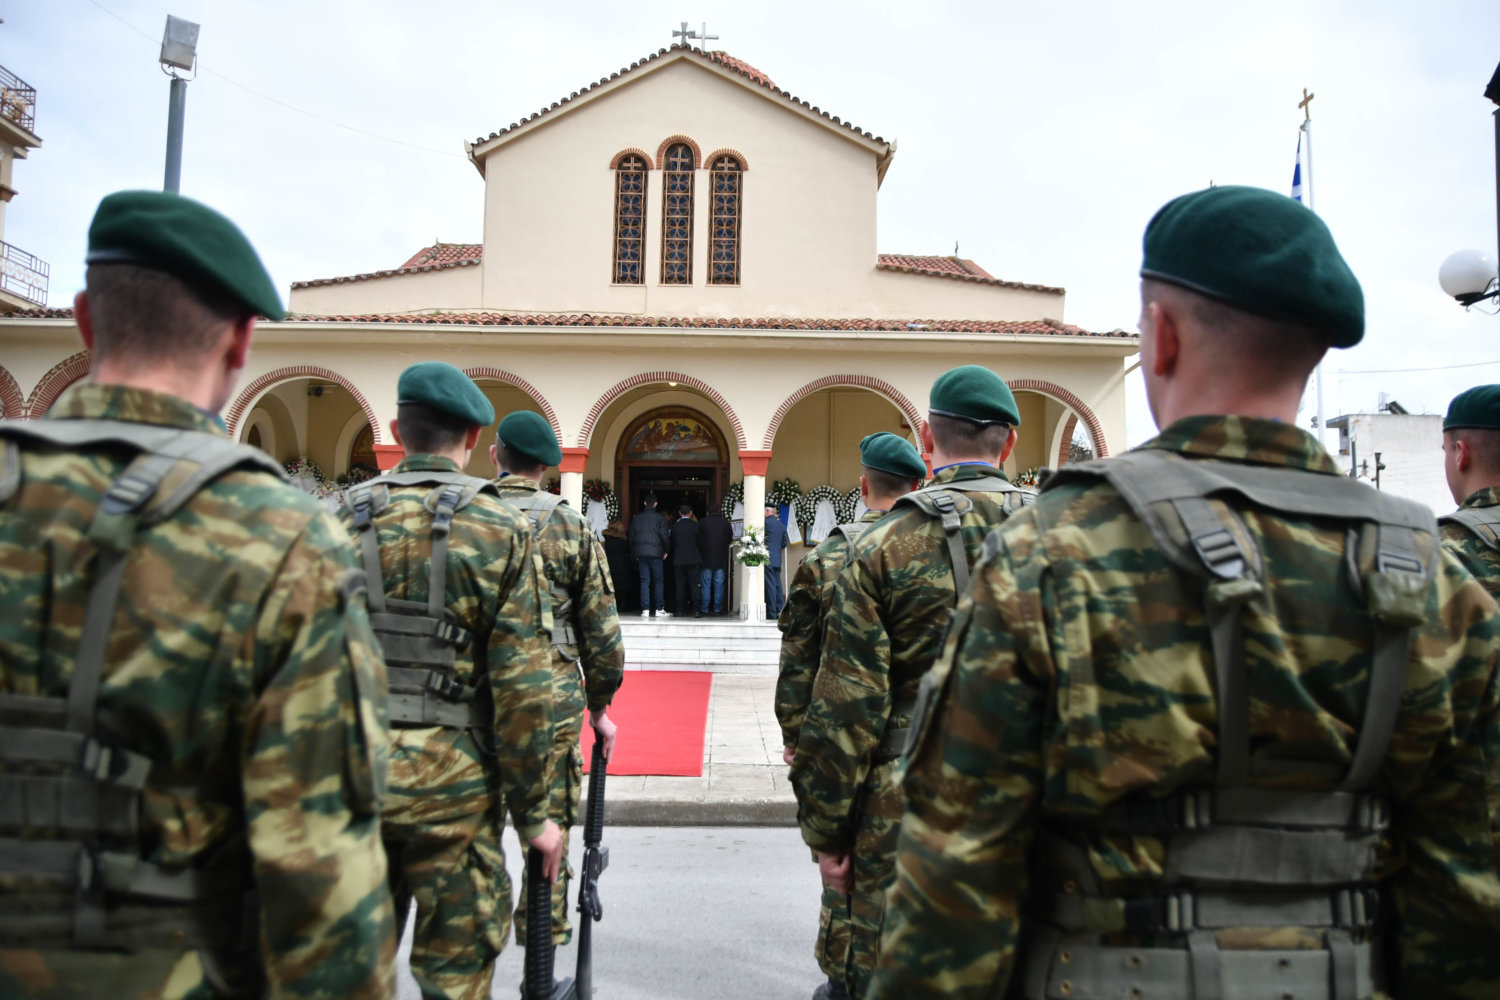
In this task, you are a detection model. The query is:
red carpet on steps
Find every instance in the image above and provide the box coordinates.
[580,670,712,777]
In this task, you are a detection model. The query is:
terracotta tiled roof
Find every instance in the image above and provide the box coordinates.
[876,254,1062,294]
[290,254,481,289]
[471,45,884,149]
[399,243,483,269]
[4,306,1131,340]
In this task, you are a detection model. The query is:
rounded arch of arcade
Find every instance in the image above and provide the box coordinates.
[25,351,92,418]
[763,375,924,450]
[462,367,561,438]
[579,372,746,451]
[1006,378,1110,459]
[0,364,24,419]
[226,366,383,443]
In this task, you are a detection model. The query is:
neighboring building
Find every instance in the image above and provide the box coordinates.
[1327,398,1448,513]
[0,58,47,314]
[0,44,1137,617]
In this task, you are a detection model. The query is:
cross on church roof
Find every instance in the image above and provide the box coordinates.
[672,21,719,48]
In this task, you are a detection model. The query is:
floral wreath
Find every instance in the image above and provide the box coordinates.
[721,480,744,519]
[767,477,802,509]
[283,456,326,484]
[796,484,843,533]
[838,487,862,524]
[336,463,379,488]
[542,476,561,495]
[582,478,621,521]
[1013,466,1040,488]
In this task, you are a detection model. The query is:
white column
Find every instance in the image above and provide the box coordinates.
[560,470,583,512]
[743,472,767,622]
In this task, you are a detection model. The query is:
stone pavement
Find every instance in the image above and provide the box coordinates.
[586,665,799,827]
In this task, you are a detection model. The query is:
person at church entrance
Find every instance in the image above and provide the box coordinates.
[670,503,703,616]
[764,505,790,616]
[629,492,670,616]
[698,504,734,615]
[602,518,639,612]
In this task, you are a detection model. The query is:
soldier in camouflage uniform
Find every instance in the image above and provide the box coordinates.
[777,431,927,1000]
[792,366,1034,1000]
[872,186,1500,999]
[1439,385,1500,597]
[0,191,396,998]
[341,364,562,1000]
[490,409,624,947]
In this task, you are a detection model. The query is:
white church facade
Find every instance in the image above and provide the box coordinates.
[0,44,1137,619]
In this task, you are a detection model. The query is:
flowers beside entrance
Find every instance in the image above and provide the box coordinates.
[736,525,769,566]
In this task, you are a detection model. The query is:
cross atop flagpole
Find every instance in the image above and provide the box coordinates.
[1295,86,1327,448]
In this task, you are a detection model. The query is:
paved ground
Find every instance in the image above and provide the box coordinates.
[604,667,797,826]
[396,826,826,1000]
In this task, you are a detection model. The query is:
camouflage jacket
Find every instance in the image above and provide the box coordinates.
[775,509,884,747]
[1441,486,1500,599]
[494,475,624,712]
[872,416,1500,1000]
[339,454,555,839]
[0,384,395,998]
[793,463,1026,854]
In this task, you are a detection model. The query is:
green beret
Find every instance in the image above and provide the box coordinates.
[1140,185,1364,348]
[86,190,285,320]
[497,410,561,467]
[396,362,494,428]
[1445,385,1500,431]
[929,365,1020,427]
[860,432,926,479]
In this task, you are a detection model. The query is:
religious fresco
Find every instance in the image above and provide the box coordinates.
[621,410,724,462]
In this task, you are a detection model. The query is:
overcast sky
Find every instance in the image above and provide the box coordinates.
[7,0,1499,446]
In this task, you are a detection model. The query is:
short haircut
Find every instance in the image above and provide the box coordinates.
[396,402,469,455]
[1449,427,1500,476]
[494,438,547,476]
[862,464,917,499]
[1141,278,1329,385]
[83,263,244,366]
[679,504,693,516]
[928,412,1011,458]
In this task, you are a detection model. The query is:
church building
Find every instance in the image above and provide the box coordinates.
[0,43,1137,619]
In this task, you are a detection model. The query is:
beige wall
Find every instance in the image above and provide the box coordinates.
[290,264,482,316]
[767,388,911,490]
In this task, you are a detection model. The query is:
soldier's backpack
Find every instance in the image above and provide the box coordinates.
[0,419,285,958]
[1016,448,1437,1000]
[1438,504,1500,553]
[346,470,499,729]
[503,488,581,653]
[892,474,1035,601]
[827,518,871,557]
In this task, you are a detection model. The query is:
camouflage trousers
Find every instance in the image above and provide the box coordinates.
[842,759,902,1000]
[0,945,257,1000]
[815,883,855,985]
[516,658,586,947]
[385,726,511,1000]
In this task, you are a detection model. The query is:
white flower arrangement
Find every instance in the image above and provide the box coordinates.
[736,525,770,566]
[767,477,802,509]
[721,480,744,519]
[1013,466,1040,488]
[838,487,862,524]
[796,484,843,532]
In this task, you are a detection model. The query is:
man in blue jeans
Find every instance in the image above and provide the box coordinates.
[697,505,734,616]
[764,505,790,617]
[627,493,670,617]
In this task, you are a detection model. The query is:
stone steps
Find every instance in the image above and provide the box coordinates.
[618,618,781,671]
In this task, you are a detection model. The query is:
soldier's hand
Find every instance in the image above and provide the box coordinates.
[528,821,565,883]
[590,707,618,761]
[782,744,795,766]
[818,851,852,895]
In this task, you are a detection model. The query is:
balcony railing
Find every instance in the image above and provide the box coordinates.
[0,240,48,307]
[0,65,35,133]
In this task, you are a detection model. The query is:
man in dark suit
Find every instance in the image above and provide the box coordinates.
[669,504,702,617]
[764,505,790,617]
[697,505,734,616]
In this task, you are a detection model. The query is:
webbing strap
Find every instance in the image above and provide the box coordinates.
[1439,504,1500,553]
[428,484,463,619]
[1046,886,1380,934]
[0,728,151,788]
[1187,932,1222,1000]
[1164,827,1379,886]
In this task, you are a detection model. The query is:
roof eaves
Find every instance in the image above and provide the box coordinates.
[874,261,1064,296]
[289,258,481,290]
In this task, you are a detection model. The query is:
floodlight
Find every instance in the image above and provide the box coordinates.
[160,16,200,73]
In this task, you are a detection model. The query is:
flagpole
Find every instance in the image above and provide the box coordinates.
[1300,99,1327,450]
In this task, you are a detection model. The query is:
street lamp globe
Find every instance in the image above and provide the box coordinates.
[1439,248,1498,302]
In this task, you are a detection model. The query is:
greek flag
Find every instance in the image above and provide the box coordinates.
[1291,132,1304,203]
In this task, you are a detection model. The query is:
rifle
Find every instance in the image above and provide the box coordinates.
[522,737,610,1000]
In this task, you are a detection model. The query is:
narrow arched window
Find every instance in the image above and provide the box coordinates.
[660,143,695,284]
[710,155,743,285]
[614,154,647,284]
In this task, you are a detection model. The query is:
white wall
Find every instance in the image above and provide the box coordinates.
[1336,413,1448,513]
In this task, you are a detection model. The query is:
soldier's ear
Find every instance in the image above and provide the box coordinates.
[74,292,96,351]
[1146,300,1180,377]
[999,426,1019,463]
[390,419,404,447]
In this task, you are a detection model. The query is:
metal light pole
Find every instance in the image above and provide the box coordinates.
[1439,61,1500,310]
[160,16,200,194]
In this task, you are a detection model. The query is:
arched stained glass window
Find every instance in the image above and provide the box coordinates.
[660,143,695,284]
[614,154,647,284]
[710,155,742,285]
